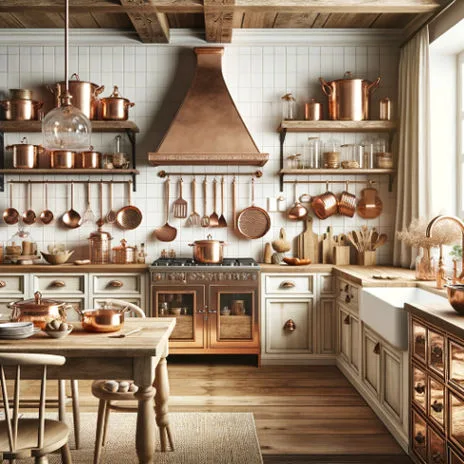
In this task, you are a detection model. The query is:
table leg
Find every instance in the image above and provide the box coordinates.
[154,357,174,452]
[134,383,156,463]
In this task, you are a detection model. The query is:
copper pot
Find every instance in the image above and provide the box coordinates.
[189,235,225,263]
[48,73,104,120]
[446,285,464,315]
[320,72,380,121]
[50,150,75,169]
[304,99,322,121]
[6,138,42,168]
[8,291,68,330]
[311,188,338,220]
[76,149,101,169]
[77,307,128,333]
[0,99,43,121]
[100,85,135,121]
[10,89,33,100]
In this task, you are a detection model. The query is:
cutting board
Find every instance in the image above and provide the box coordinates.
[297,216,319,263]
[321,226,335,264]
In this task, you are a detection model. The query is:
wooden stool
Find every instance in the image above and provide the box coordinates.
[91,380,174,464]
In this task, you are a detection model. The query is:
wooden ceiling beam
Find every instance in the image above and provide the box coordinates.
[120,0,170,43]
[204,0,234,43]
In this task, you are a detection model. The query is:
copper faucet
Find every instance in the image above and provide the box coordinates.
[426,215,464,282]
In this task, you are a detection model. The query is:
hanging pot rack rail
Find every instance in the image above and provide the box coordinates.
[157,170,263,178]
[8,179,132,186]
[283,179,376,186]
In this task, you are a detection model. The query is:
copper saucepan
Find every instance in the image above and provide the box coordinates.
[76,307,130,333]
[311,183,338,220]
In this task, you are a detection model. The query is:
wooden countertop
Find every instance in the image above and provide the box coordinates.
[0,264,149,273]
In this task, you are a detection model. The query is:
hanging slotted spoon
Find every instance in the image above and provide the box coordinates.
[200,178,210,228]
[218,177,227,228]
[82,181,95,224]
[186,178,201,227]
[173,177,188,219]
[105,183,117,224]
[209,178,219,227]
[154,177,177,242]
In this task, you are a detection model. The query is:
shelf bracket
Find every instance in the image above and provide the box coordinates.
[279,129,287,192]
[125,128,137,192]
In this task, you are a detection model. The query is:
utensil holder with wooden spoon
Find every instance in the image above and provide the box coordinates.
[357,250,376,266]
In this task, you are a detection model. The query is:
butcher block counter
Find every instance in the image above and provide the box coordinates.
[0,264,149,273]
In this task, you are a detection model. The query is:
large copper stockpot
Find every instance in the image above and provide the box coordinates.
[189,235,226,263]
[100,85,135,121]
[48,73,104,120]
[77,307,129,333]
[0,99,43,121]
[320,72,380,121]
[8,291,69,329]
[6,138,42,168]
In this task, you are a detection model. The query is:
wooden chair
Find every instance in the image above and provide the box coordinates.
[0,352,72,464]
[91,299,174,464]
[58,379,80,449]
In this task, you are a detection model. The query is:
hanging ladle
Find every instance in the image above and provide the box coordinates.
[39,184,54,225]
[22,181,37,225]
[153,177,177,242]
[62,182,82,229]
[3,183,20,225]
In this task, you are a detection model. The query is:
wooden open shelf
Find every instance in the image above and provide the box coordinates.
[278,120,397,133]
[0,120,139,133]
[280,168,395,175]
[0,169,139,175]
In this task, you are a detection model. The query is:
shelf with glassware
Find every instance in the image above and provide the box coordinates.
[277,120,397,192]
[0,120,140,192]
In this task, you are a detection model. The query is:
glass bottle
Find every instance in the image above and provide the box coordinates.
[281,93,296,120]
[137,243,147,264]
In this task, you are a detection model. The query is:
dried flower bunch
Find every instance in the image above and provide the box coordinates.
[397,217,461,249]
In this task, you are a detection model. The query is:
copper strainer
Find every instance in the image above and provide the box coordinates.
[116,181,142,230]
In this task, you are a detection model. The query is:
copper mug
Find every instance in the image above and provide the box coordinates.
[231,300,245,316]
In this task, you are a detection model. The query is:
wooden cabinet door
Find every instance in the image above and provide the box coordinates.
[428,329,445,378]
[412,364,427,414]
[412,410,427,463]
[428,426,447,464]
[265,298,313,354]
[338,305,351,364]
[319,297,336,354]
[449,389,464,455]
[429,377,445,432]
[362,325,381,398]
[381,342,402,423]
[412,318,427,365]
[350,315,360,374]
[449,339,464,395]
[449,447,464,464]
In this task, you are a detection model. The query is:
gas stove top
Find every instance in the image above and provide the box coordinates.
[151,257,259,268]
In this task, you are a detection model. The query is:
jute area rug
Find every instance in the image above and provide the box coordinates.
[45,412,263,464]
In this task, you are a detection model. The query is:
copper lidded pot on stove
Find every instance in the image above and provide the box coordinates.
[8,291,69,330]
[100,85,135,121]
[320,72,381,121]
[189,234,226,264]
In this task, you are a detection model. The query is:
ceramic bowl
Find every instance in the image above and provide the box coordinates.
[44,327,73,339]
[170,307,182,316]
[41,250,74,265]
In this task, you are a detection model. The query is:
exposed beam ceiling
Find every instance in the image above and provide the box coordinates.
[204,0,234,43]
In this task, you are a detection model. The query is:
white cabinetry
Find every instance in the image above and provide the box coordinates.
[261,272,336,364]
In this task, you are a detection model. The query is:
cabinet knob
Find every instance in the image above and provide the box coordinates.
[197,309,205,314]
[416,335,425,344]
[431,345,443,359]
[50,280,65,288]
[344,284,349,292]
[0,280,6,288]
[414,384,425,394]
[280,281,296,289]
[345,295,351,303]
[373,342,380,355]
[108,280,124,288]
[414,432,425,445]
[343,315,350,325]
[431,401,443,413]
[284,319,296,332]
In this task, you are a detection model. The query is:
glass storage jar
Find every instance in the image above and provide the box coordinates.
[281,93,296,120]
[340,144,364,169]
[303,137,321,168]
[5,225,37,262]
[88,226,112,264]
[374,139,394,169]
[362,137,376,169]
[322,140,340,169]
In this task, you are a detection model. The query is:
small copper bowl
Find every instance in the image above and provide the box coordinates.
[446,285,464,315]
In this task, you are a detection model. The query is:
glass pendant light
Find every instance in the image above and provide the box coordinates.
[42,0,91,151]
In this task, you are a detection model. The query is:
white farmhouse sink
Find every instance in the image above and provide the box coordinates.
[360,287,447,350]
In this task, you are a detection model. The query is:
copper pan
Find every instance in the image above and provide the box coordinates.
[3,184,20,225]
[77,307,129,333]
[311,183,338,220]
[116,181,142,230]
[237,178,271,239]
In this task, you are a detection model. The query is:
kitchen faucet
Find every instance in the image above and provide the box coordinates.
[426,215,464,282]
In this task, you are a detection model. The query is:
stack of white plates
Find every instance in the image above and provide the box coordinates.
[0,322,36,339]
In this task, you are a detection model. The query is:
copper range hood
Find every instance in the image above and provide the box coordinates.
[148,47,268,167]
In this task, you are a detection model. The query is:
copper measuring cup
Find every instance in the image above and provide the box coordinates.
[311,182,338,220]
[338,182,357,217]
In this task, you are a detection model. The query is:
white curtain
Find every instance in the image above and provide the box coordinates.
[393,27,432,268]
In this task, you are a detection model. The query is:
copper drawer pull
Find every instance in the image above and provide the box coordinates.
[0,280,6,288]
[343,315,350,325]
[414,432,425,445]
[431,401,443,413]
[373,342,380,354]
[50,280,66,288]
[344,284,349,292]
[284,319,296,332]
[108,280,124,288]
[280,281,296,289]
[416,335,425,344]
[414,384,425,394]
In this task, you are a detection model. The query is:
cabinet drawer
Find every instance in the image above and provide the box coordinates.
[412,410,427,463]
[429,328,445,378]
[429,377,445,432]
[337,279,359,313]
[412,318,427,365]
[449,339,464,395]
[32,274,85,295]
[92,274,143,294]
[265,298,313,354]
[412,364,427,414]
[265,275,313,295]
[0,275,25,295]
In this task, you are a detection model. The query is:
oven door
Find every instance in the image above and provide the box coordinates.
[208,285,259,351]
[152,285,206,349]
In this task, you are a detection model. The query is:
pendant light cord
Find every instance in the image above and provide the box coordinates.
[65,0,69,94]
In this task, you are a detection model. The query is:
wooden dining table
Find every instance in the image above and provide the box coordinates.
[0,317,176,464]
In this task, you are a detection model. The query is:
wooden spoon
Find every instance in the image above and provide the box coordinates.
[373,233,387,250]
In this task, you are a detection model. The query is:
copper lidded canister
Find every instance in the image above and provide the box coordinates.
[76,148,101,169]
[379,97,392,121]
[89,227,112,264]
[304,99,322,121]
[112,239,135,264]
